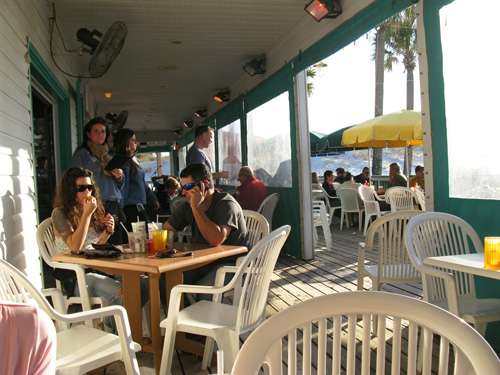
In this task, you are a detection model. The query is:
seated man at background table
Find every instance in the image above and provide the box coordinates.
[334,167,345,183]
[409,165,425,191]
[162,163,248,298]
[354,167,370,185]
[235,166,268,211]
[379,162,408,210]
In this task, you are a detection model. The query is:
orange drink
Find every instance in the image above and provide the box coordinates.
[485,237,500,270]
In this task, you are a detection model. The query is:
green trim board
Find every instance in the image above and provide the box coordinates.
[29,44,72,171]
[422,0,500,349]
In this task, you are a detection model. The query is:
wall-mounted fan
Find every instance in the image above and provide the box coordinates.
[77,21,128,78]
[105,110,128,135]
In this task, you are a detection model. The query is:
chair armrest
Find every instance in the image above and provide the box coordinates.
[417,264,460,314]
[42,288,70,331]
[214,266,239,288]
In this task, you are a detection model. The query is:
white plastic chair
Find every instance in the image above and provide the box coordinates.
[257,193,280,230]
[412,186,426,211]
[357,185,390,235]
[385,186,420,213]
[230,291,500,375]
[159,225,291,374]
[0,259,141,375]
[321,187,341,225]
[336,187,364,231]
[312,200,333,251]
[235,210,269,266]
[405,212,500,336]
[37,218,108,327]
[169,196,192,242]
[358,211,423,293]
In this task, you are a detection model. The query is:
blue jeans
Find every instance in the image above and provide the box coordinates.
[74,273,149,332]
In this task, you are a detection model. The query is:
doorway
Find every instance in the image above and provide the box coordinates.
[32,88,57,224]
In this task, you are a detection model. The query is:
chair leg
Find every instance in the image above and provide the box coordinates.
[159,318,178,375]
[474,322,487,336]
[340,212,344,230]
[201,337,215,369]
[215,331,240,372]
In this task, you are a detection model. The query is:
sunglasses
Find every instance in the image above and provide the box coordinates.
[75,184,94,193]
[181,181,202,191]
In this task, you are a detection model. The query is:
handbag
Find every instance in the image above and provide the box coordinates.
[84,243,122,258]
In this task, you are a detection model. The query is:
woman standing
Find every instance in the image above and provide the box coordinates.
[113,128,159,230]
[51,167,148,332]
[72,118,125,244]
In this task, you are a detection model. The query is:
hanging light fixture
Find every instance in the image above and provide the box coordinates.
[213,89,230,103]
[173,128,183,136]
[304,0,342,22]
[194,108,207,118]
[243,57,266,76]
[183,120,194,128]
[104,92,112,98]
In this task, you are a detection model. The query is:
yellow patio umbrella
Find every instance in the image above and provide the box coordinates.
[341,110,422,185]
[341,110,422,148]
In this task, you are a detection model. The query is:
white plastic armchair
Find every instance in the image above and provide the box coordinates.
[385,186,420,213]
[312,200,333,251]
[358,211,423,293]
[321,187,341,225]
[159,225,291,374]
[235,210,270,267]
[230,291,500,375]
[257,193,280,230]
[0,259,141,375]
[412,186,426,211]
[37,218,108,327]
[405,212,500,336]
[357,185,389,235]
[336,187,364,231]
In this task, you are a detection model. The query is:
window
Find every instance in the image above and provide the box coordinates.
[178,145,188,173]
[136,152,170,182]
[217,120,242,185]
[441,0,500,200]
[247,92,292,187]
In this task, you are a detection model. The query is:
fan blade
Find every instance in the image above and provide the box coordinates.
[88,21,127,78]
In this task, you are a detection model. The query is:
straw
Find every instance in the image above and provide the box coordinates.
[150,222,159,230]
[120,222,130,234]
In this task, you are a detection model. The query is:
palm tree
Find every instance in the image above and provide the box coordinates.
[306,68,317,97]
[372,22,388,176]
[384,6,417,174]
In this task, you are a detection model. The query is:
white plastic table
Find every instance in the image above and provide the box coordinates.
[424,253,500,281]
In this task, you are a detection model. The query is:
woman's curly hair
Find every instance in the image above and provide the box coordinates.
[53,167,106,231]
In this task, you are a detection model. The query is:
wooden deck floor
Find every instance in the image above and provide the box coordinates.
[104,223,430,374]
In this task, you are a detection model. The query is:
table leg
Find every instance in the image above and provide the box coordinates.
[121,271,147,347]
[148,273,162,374]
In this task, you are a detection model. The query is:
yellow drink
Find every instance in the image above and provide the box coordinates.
[153,230,168,252]
[485,237,500,270]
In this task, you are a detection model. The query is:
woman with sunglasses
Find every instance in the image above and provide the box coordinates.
[72,117,125,244]
[51,167,148,332]
[112,128,160,230]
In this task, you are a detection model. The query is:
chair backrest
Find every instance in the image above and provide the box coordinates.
[0,259,66,329]
[242,210,269,249]
[357,185,380,216]
[257,193,280,230]
[169,196,188,213]
[231,291,500,375]
[332,182,340,190]
[385,186,419,212]
[229,225,290,336]
[405,212,483,309]
[36,218,57,267]
[412,187,426,211]
[320,187,333,211]
[364,211,423,283]
[336,187,360,212]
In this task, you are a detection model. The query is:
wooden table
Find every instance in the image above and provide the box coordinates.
[424,253,500,281]
[53,242,247,374]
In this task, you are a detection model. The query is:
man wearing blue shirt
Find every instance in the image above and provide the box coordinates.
[186,124,229,180]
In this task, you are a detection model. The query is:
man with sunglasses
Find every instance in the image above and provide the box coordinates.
[354,167,370,185]
[162,163,248,290]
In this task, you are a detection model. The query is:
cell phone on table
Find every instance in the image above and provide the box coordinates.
[156,250,193,258]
